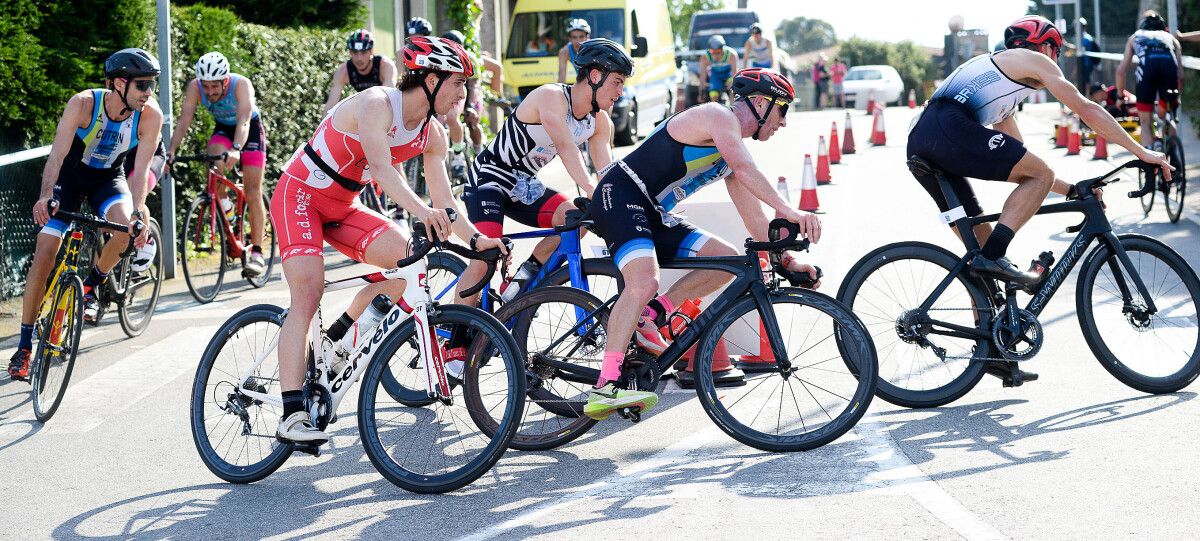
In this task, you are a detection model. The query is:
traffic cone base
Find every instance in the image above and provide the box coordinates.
[675,340,746,389]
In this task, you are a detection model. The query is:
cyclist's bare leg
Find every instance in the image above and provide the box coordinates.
[20,233,63,324]
[243,166,267,247]
[1138,110,1155,147]
[604,257,660,355]
[659,237,737,306]
[455,260,487,307]
[93,201,135,274]
[278,255,324,391]
[997,152,1054,233]
[337,228,412,321]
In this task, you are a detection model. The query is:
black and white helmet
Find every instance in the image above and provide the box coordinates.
[195,52,230,81]
[406,16,433,36]
[567,18,591,35]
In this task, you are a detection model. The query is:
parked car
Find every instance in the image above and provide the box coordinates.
[502,0,676,146]
[841,65,904,108]
[677,9,759,108]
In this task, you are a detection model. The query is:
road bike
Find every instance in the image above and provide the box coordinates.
[189,215,525,494]
[1135,90,1187,223]
[174,154,278,303]
[837,157,1200,408]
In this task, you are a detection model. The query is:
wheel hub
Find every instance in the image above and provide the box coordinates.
[895,309,932,344]
[1123,303,1154,330]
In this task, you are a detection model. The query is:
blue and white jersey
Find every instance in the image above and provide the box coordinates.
[198,73,260,125]
[930,53,1036,126]
[74,89,140,170]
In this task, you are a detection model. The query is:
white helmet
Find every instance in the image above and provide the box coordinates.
[567,18,591,35]
[195,52,230,81]
[130,236,157,273]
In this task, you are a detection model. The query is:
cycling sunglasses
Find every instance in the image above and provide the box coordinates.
[770,98,790,118]
[130,79,157,92]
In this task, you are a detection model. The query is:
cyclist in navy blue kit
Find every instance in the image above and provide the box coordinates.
[584,68,822,420]
[907,15,1172,383]
[1117,11,1184,148]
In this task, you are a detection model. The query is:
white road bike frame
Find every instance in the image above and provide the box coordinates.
[231,258,450,419]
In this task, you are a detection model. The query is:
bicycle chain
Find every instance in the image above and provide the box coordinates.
[904,307,1036,362]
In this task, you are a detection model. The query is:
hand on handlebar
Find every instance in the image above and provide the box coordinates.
[777,208,822,244]
[474,235,511,257]
[32,197,55,227]
[1135,148,1173,182]
[419,206,453,241]
[782,255,822,290]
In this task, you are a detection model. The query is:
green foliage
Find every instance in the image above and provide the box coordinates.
[1181,0,1200,136]
[838,37,936,101]
[172,0,367,31]
[667,0,724,49]
[1027,0,1140,45]
[775,17,837,54]
[446,0,482,53]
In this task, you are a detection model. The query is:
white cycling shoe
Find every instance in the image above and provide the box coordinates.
[276,411,328,445]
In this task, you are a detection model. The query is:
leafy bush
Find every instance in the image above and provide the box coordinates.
[837,37,936,101]
[172,0,366,31]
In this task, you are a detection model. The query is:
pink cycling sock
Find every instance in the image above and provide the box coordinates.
[597,351,625,387]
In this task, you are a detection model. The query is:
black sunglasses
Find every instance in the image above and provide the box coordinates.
[130,79,157,92]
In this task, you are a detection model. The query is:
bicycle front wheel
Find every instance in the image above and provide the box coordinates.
[358,304,524,494]
[837,242,992,408]
[118,218,164,337]
[1138,166,1156,216]
[695,288,876,452]
[1077,234,1200,393]
[1164,136,1186,224]
[32,274,85,422]
[181,194,229,303]
[190,304,292,483]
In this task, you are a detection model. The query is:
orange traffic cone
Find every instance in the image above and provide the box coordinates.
[907,89,917,109]
[776,176,789,201]
[1067,123,1081,156]
[798,155,820,212]
[842,112,856,155]
[1055,124,1068,148]
[673,297,745,388]
[735,279,777,372]
[865,90,875,115]
[1093,134,1108,160]
[870,105,886,146]
[816,136,832,185]
[829,122,842,164]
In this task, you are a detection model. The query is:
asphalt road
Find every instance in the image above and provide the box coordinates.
[2,102,1199,539]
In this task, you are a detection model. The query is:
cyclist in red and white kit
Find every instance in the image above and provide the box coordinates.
[270,36,508,444]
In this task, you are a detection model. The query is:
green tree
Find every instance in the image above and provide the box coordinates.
[1027,0,1140,49]
[775,17,837,53]
[667,0,724,48]
[172,0,367,31]
[838,37,936,101]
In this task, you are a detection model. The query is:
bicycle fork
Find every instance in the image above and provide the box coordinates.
[750,286,794,374]
[413,304,452,403]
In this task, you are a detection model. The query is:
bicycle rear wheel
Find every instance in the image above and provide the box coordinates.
[359,304,524,494]
[118,218,164,337]
[464,286,605,451]
[1138,166,1156,216]
[695,288,876,452]
[837,242,992,408]
[190,304,292,483]
[244,192,278,288]
[31,274,85,423]
[1164,136,1186,224]
[1077,234,1200,393]
[181,194,229,303]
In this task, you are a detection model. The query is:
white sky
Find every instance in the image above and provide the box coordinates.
[744,0,1032,50]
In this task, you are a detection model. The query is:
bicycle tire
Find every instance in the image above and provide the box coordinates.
[244,192,279,288]
[118,218,164,337]
[181,194,228,303]
[190,304,293,483]
[31,274,85,423]
[379,251,468,407]
[358,304,524,494]
[1138,167,1156,216]
[1164,136,1186,224]
[1076,234,1200,393]
[542,257,625,303]
[464,286,605,451]
[836,241,991,408]
[694,288,876,452]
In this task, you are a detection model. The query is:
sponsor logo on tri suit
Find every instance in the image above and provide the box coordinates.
[953,71,1002,104]
[293,187,313,240]
[626,204,644,211]
[601,183,613,210]
[988,134,1005,150]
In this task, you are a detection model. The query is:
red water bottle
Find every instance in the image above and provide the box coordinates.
[659,298,702,340]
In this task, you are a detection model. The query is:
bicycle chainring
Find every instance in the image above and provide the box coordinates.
[991,309,1043,361]
[618,351,662,392]
[304,381,334,431]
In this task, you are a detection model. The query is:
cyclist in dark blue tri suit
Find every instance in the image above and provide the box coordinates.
[1117,11,1184,148]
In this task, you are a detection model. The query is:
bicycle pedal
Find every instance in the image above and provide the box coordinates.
[291,443,322,457]
[617,407,642,423]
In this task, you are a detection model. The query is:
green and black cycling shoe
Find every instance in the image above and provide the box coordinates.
[970,254,1042,288]
[584,383,659,421]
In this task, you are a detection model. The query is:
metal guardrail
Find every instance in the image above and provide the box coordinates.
[0,145,51,167]
[1082,51,1200,71]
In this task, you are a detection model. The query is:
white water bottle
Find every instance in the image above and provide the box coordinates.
[337,295,393,358]
[499,260,540,303]
[219,196,236,224]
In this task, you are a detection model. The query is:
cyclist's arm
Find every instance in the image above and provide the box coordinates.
[536,88,595,195]
[1023,50,1153,165]
[232,79,255,150]
[1174,37,1185,82]
[357,92,430,222]
[380,57,397,88]
[699,55,710,89]
[587,109,614,172]
[128,102,164,210]
[168,81,200,160]
[766,40,776,70]
[323,65,348,116]
[730,50,740,73]
[1116,37,1135,96]
[422,122,487,243]
[482,55,503,94]
[557,46,569,84]
[40,92,89,201]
